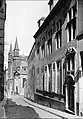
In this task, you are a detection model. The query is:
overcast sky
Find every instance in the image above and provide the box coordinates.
[4,0,49,67]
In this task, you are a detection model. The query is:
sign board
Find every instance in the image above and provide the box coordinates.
[66,47,76,55]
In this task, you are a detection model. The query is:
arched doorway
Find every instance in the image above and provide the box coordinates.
[64,74,75,112]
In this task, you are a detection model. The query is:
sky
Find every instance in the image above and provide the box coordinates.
[4,0,49,67]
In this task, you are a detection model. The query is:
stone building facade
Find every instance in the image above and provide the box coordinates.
[8,38,27,96]
[0,0,6,100]
[25,42,36,100]
[25,0,83,116]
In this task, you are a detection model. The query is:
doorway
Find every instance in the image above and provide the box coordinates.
[64,74,75,112]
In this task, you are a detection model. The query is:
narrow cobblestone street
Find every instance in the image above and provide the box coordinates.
[4,95,62,118]
[4,99,40,118]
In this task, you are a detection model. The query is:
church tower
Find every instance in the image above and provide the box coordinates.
[8,43,12,62]
[13,37,20,72]
[8,43,13,94]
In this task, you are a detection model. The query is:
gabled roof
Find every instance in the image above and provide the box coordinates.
[33,0,64,38]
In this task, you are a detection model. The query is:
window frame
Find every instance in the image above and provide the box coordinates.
[67,3,77,42]
[56,20,62,49]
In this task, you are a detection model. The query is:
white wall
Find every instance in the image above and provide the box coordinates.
[19,74,27,95]
[14,77,20,94]
[20,60,27,96]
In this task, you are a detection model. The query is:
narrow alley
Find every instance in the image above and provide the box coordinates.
[3,95,62,119]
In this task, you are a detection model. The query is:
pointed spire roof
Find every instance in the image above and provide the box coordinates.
[14,37,19,51]
[9,43,12,54]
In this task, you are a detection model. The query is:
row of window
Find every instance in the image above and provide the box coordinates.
[36,3,77,60]
[67,3,77,42]
[36,54,75,93]
[36,36,61,59]
[28,52,75,94]
[36,56,75,75]
[36,19,62,58]
[36,61,62,94]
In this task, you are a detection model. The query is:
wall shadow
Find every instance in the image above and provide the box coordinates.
[4,99,40,119]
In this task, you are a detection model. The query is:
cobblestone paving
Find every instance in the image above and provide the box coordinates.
[4,99,40,118]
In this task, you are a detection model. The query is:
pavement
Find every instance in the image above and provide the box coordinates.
[7,94,62,118]
[0,94,83,119]
[20,95,83,119]
[0,97,7,119]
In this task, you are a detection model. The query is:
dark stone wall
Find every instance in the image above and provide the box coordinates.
[0,0,6,101]
[34,94,65,111]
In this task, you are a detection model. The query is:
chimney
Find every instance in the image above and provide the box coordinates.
[48,0,58,12]
[48,0,54,12]
[37,17,46,28]
[37,20,40,28]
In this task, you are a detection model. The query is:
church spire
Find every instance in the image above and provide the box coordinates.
[9,43,12,54]
[8,43,13,62]
[14,37,19,51]
[14,37,19,57]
